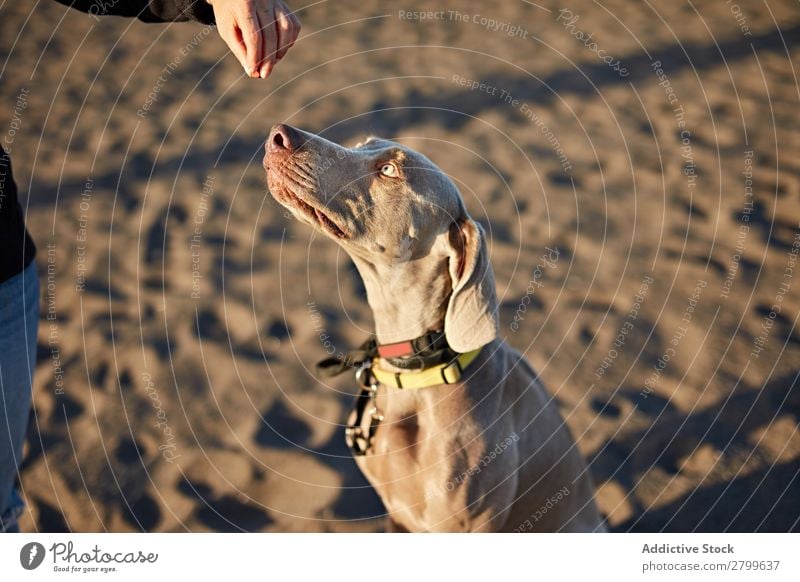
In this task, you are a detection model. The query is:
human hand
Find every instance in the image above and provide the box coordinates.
[207,0,301,79]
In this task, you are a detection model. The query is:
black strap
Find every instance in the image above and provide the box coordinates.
[385,331,456,370]
[315,338,378,378]
[315,331,456,375]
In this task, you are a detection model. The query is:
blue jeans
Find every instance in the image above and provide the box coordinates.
[0,261,39,532]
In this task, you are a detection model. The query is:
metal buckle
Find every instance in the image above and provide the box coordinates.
[355,359,372,386]
[347,360,382,456]
[440,359,463,384]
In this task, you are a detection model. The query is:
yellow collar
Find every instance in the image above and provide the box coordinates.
[370,346,483,390]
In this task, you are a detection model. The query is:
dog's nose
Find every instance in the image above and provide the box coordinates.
[268,124,305,153]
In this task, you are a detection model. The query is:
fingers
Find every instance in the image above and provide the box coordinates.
[238,4,262,77]
[215,12,248,74]
[288,10,301,50]
[211,0,301,79]
[274,4,295,61]
[257,9,270,78]
[259,2,278,78]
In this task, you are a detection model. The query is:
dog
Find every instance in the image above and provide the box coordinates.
[264,124,604,532]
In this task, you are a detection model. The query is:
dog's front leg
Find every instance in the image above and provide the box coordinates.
[385,519,409,533]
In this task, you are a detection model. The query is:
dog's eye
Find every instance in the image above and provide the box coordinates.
[379,162,399,178]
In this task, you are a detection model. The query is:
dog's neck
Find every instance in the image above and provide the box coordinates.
[350,254,452,346]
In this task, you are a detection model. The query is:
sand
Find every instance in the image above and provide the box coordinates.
[1,0,798,532]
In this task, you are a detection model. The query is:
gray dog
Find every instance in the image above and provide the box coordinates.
[264,124,604,532]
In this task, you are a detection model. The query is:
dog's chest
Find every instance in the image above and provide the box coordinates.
[354,418,440,528]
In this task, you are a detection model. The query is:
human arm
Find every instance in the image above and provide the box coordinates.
[52,0,301,78]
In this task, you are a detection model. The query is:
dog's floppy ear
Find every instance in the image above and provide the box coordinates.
[444,218,498,353]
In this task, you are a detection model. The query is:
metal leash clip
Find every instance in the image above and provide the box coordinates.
[346,360,383,456]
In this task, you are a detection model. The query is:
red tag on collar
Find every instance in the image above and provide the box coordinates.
[377,341,415,358]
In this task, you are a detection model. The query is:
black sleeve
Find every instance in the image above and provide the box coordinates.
[52,0,216,25]
[0,146,37,283]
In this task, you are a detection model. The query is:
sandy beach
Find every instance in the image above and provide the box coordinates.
[1,0,798,531]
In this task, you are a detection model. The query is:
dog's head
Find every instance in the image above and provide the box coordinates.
[264,124,497,352]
